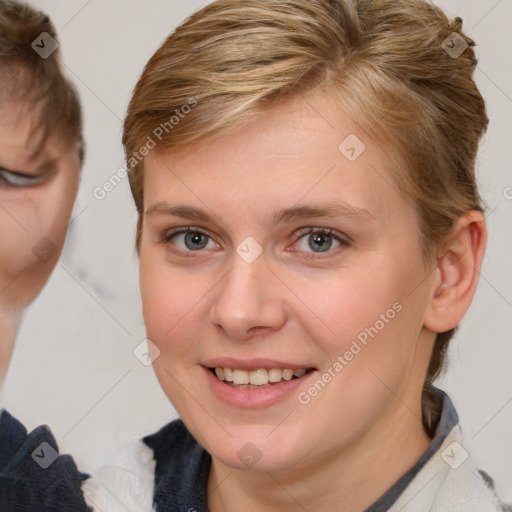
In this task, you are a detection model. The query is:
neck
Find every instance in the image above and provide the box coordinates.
[207,394,432,512]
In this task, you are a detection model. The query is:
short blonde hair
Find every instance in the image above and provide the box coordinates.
[123,0,488,432]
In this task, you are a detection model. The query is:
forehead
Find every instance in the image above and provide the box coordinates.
[0,100,41,154]
[0,100,71,170]
[143,89,410,226]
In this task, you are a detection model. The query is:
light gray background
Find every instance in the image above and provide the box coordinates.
[4,0,511,500]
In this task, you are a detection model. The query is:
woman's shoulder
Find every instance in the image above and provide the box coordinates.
[0,409,91,512]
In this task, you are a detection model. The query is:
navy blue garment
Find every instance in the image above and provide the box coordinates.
[0,410,91,512]
[144,419,211,512]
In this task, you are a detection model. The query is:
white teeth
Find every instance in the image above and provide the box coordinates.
[268,368,283,382]
[282,369,293,381]
[233,369,249,385]
[249,369,268,385]
[224,368,233,382]
[213,367,308,386]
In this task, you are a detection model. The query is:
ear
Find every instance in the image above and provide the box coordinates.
[423,210,487,333]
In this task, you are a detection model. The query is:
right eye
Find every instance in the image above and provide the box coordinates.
[0,168,48,188]
[164,228,219,253]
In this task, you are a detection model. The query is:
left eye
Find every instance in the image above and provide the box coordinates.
[168,230,218,251]
[295,230,345,253]
[0,169,48,187]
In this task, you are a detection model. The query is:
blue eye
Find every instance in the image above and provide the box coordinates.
[166,229,218,251]
[162,227,349,257]
[295,229,347,254]
[0,168,48,187]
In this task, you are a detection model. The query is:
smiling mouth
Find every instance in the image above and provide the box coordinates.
[209,367,315,388]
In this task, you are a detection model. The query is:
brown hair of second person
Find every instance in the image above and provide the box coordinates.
[0,0,84,161]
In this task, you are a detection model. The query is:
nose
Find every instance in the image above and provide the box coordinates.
[208,252,287,341]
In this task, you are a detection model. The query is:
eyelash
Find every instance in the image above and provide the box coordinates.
[162,226,350,259]
[293,227,350,258]
[0,169,47,188]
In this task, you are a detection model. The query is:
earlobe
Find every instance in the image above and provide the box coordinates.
[424,211,487,333]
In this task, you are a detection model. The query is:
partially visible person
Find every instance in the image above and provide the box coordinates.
[0,0,83,385]
[0,2,90,510]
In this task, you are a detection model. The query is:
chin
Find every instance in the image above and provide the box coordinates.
[213,445,299,473]
[201,424,308,473]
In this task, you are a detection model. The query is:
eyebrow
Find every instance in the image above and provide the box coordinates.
[145,201,376,227]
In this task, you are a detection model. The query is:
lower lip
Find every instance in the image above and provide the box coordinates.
[203,366,317,408]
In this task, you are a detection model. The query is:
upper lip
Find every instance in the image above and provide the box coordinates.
[202,358,315,371]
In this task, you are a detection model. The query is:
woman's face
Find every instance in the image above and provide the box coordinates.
[0,100,80,321]
[139,88,437,473]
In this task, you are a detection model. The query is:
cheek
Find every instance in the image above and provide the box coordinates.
[140,257,203,358]
[289,265,404,349]
[0,208,31,283]
[42,168,79,242]
[140,259,209,412]
[0,169,79,306]
[285,271,420,443]
[289,261,423,400]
